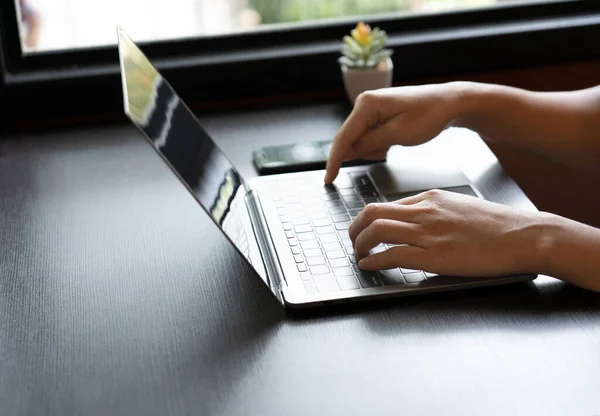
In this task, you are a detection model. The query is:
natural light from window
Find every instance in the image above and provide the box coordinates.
[17,0,559,53]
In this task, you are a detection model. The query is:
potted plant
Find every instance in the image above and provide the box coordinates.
[339,22,394,104]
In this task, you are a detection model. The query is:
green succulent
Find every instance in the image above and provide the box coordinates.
[339,22,393,69]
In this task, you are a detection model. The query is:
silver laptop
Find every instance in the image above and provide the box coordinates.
[117,26,536,308]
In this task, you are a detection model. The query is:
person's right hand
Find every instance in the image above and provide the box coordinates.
[325,82,468,184]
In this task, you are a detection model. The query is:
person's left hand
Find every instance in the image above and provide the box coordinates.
[350,189,550,276]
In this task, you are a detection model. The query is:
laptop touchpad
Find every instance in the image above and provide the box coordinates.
[384,185,477,202]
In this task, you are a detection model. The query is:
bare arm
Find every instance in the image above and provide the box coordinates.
[325,81,600,183]
[458,83,600,171]
[539,214,600,292]
[325,81,600,292]
[348,190,600,293]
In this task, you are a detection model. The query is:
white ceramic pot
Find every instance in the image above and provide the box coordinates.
[341,57,393,104]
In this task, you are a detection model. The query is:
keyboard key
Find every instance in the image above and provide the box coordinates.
[329,258,349,268]
[303,248,323,257]
[342,195,361,202]
[348,255,357,264]
[345,247,354,255]
[319,233,338,243]
[338,229,350,239]
[309,210,328,219]
[294,224,313,233]
[280,215,290,223]
[357,272,381,288]
[277,208,288,216]
[325,200,344,208]
[293,254,304,263]
[352,264,361,273]
[348,208,363,216]
[290,211,308,219]
[321,194,341,201]
[378,269,405,285]
[300,240,319,250]
[333,267,354,277]
[370,246,386,254]
[307,256,327,266]
[310,265,330,275]
[331,213,350,223]
[360,191,379,199]
[341,238,353,247]
[303,280,317,295]
[363,198,380,204]
[424,272,438,278]
[314,274,339,293]
[400,267,420,274]
[404,272,426,283]
[297,263,307,272]
[297,232,316,241]
[282,223,293,231]
[322,241,342,251]
[337,275,360,291]
[312,218,331,227]
[286,202,303,211]
[326,250,346,259]
[303,199,322,209]
[292,217,310,226]
[320,184,337,194]
[334,222,351,231]
[328,206,347,215]
[350,173,374,188]
[339,188,357,196]
[316,225,335,235]
[346,201,365,210]
[288,238,298,247]
[300,271,312,281]
[291,246,301,255]
[285,231,295,239]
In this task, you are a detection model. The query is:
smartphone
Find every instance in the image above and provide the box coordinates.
[253,140,385,175]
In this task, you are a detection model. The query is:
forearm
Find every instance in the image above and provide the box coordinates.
[454,82,600,171]
[534,213,600,292]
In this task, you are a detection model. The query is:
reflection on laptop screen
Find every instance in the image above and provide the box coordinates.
[117,26,267,283]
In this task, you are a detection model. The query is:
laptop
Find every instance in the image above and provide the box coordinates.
[116,26,536,308]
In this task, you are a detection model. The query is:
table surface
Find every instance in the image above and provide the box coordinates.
[1,102,599,416]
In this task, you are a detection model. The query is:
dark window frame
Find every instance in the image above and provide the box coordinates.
[1,0,600,130]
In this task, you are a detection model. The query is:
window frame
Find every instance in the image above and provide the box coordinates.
[1,0,600,129]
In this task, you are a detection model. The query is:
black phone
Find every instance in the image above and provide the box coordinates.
[253,140,385,175]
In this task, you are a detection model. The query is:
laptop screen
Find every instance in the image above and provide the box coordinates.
[117,27,267,284]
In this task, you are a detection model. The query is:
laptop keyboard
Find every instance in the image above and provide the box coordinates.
[268,172,437,295]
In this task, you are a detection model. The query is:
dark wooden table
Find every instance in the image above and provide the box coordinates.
[1,102,599,416]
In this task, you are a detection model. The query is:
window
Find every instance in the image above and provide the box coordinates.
[2,0,600,128]
[17,0,572,53]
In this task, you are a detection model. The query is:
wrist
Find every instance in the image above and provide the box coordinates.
[442,81,487,128]
[447,81,522,132]
[523,211,567,276]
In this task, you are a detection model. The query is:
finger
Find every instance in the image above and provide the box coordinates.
[325,98,380,184]
[358,245,429,271]
[349,203,421,244]
[352,115,404,156]
[354,219,420,260]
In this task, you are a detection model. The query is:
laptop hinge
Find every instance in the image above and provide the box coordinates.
[245,190,286,303]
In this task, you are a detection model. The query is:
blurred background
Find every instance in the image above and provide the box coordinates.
[16,0,543,52]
